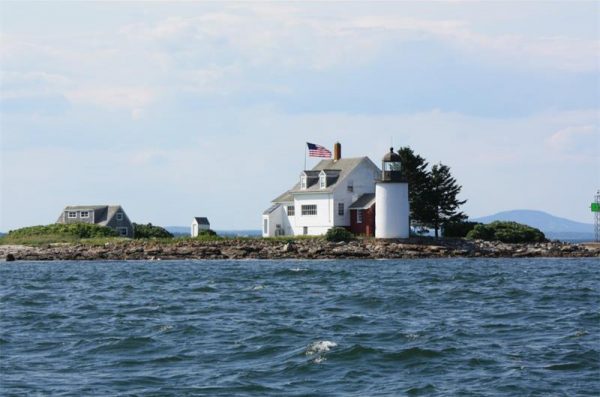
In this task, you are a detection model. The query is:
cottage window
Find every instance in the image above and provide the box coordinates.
[116,212,124,221]
[347,185,353,192]
[301,175,307,190]
[338,203,344,216]
[357,210,363,224]
[319,175,326,189]
[287,206,295,216]
[263,219,268,234]
[117,227,128,236]
[68,211,77,218]
[301,204,317,216]
[80,211,89,218]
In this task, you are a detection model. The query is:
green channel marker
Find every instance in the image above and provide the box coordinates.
[592,202,600,212]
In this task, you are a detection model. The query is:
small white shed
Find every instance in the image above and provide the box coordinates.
[191,217,210,237]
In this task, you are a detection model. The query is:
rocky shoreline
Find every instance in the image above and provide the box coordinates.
[1,238,599,261]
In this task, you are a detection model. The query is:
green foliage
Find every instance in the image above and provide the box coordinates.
[397,148,467,238]
[325,227,355,242]
[397,147,431,226]
[466,221,546,243]
[194,229,221,240]
[8,223,118,238]
[443,221,480,238]
[133,223,173,239]
[427,163,467,237]
[0,223,121,246]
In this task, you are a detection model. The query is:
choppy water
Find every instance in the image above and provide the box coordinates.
[1,258,599,396]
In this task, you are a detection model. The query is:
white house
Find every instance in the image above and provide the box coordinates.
[262,143,382,237]
[191,217,210,237]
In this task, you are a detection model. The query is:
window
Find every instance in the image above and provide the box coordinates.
[347,185,353,192]
[263,219,268,234]
[117,227,128,236]
[301,175,307,190]
[287,205,295,216]
[301,204,317,216]
[116,212,124,221]
[338,203,344,216]
[319,175,326,189]
[357,210,363,224]
[68,211,77,218]
[303,226,308,235]
[80,211,89,218]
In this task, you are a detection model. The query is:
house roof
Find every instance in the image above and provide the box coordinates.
[61,205,126,226]
[272,157,378,202]
[63,205,109,211]
[349,193,376,209]
[194,217,210,225]
[263,204,281,215]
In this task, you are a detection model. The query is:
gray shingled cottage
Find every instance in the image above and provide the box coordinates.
[56,205,134,238]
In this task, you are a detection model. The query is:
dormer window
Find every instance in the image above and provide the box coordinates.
[301,175,307,190]
[319,171,326,189]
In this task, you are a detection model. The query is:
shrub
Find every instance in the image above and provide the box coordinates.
[325,227,355,242]
[198,229,217,236]
[443,221,481,238]
[133,223,173,239]
[466,221,546,243]
[7,223,118,239]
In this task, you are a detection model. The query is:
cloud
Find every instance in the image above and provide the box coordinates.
[64,86,156,113]
[545,125,599,160]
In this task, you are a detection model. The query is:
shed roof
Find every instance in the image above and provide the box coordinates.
[194,217,210,225]
[349,193,376,209]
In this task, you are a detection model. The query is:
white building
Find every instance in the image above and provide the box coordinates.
[263,143,382,237]
[191,217,210,237]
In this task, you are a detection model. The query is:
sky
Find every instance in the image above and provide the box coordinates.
[1,1,598,231]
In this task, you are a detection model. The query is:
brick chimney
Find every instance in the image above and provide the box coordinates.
[333,142,341,161]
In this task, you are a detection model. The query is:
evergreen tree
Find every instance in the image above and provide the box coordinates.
[427,163,467,237]
[397,147,430,228]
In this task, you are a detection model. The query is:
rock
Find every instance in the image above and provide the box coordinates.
[282,243,296,253]
[5,253,15,261]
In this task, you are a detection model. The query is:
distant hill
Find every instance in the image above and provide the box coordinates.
[471,210,594,241]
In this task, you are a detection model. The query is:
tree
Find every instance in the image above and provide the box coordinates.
[397,147,431,228]
[132,223,173,239]
[427,163,467,237]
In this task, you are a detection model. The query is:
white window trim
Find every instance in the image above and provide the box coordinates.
[287,205,295,216]
[116,212,124,221]
[338,203,344,216]
[80,211,90,218]
[67,211,77,218]
[301,204,317,216]
[301,176,307,190]
[117,227,128,236]
[357,210,363,224]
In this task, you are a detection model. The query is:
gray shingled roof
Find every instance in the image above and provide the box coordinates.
[271,157,379,202]
[263,203,281,215]
[194,217,210,225]
[349,193,376,209]
[62,205,124,226]
[63,205,108,211]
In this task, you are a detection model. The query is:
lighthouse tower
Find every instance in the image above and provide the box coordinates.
[375,147,410,238]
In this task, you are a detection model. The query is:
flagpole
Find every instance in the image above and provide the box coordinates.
[304,143,307,170]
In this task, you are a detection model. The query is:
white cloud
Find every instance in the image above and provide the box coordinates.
[546,125,599,160]
[65,86,156,110]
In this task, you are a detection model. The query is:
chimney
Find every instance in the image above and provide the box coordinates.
[333,142,341,161]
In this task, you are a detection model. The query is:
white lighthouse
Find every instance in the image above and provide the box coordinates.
[375,147,410,238]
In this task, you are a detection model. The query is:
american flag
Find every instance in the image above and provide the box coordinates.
[307,142,332,158]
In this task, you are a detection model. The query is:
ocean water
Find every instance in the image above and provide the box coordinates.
[1,259,598,396]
